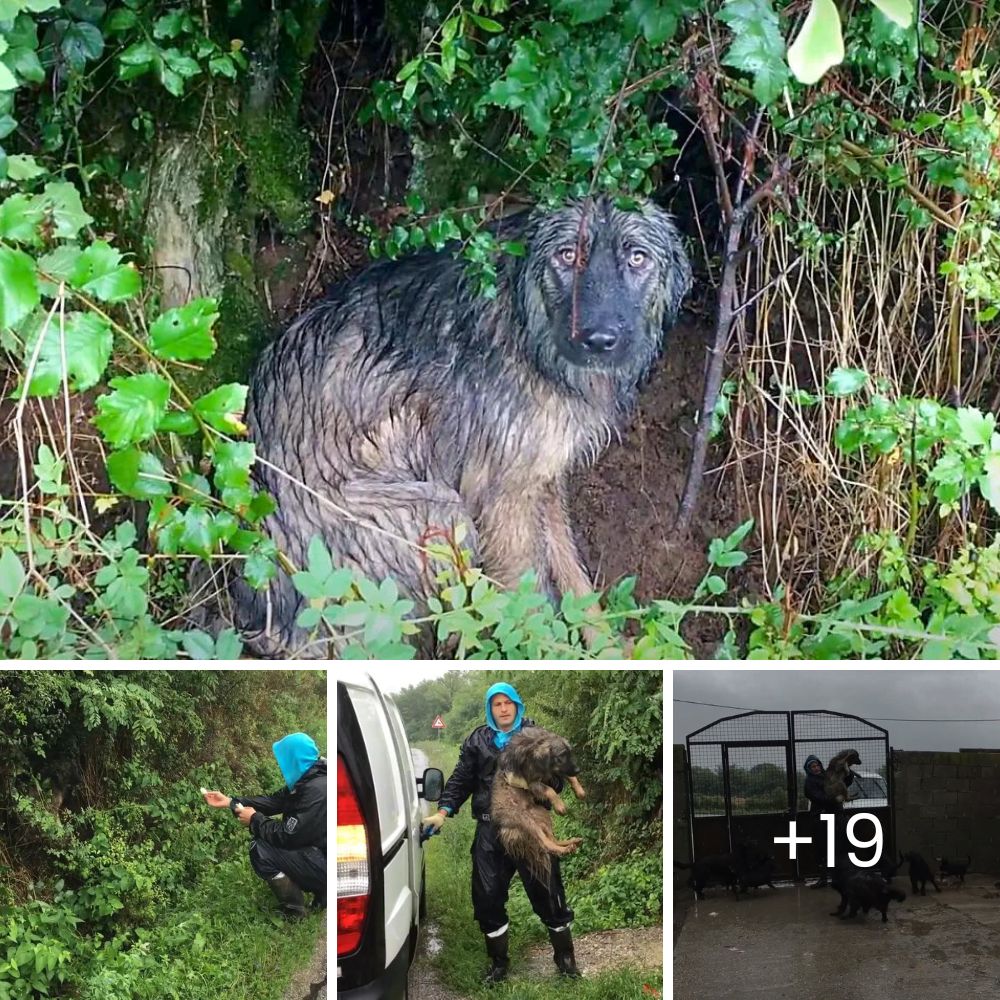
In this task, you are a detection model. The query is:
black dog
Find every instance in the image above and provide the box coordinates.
[831,872,906,922]
[937,856,971,883]
[899,851,941,895]
[675,854,738,899]
[734,855,778,898]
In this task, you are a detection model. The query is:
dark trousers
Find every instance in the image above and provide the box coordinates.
[471,820,573,935]
[249,839,326,894]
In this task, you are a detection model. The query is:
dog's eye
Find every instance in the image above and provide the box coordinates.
[557,247,577,267]
[627,248,648,268]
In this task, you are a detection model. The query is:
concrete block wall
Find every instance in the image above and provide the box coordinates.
[893,750,1000,874]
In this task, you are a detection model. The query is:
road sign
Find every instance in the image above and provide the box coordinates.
[431,715,446,729]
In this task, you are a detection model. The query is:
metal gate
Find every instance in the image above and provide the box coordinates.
[685,710,892,880]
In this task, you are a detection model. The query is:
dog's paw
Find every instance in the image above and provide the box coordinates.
[553,799,567,816]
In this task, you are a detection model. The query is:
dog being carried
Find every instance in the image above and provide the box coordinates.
[490,727,586,885]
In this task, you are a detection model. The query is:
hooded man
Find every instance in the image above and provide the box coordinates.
[202,732,327,917]
[421,683,578,984]
[803,753,852,889]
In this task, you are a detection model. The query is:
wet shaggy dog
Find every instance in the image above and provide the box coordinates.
[214,197,691,656]
[899,851,941,895]
[824,749,861,803]
[490,728,586,884]
[831,872,906,922]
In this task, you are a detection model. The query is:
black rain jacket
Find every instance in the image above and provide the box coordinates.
[231,758,327,853]
[438,720,558,819]
[804,767,853,816]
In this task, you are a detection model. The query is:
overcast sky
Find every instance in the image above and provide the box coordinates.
[673,669,1000,752]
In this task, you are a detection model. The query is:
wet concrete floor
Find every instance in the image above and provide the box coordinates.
[674,876,1000,999]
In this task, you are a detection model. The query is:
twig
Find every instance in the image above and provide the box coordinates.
[675,77,792,534]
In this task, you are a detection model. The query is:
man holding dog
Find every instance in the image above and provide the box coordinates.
[421,682,579,984]
[803,754,853,888]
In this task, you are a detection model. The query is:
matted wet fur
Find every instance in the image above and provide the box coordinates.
[205,196,691,657]
[824,748,861,803]
[490,727,586,884]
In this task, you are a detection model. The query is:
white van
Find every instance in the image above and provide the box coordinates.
[337,674,444,999]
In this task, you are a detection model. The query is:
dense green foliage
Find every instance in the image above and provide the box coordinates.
[0,670,326,999]
[0,1,997,658]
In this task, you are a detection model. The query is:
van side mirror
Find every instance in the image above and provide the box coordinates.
[421,767,444,802]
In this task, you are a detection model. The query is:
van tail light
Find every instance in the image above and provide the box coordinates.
[337,754,369,957]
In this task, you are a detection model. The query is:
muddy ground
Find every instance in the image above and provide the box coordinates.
[674,876,1000,999]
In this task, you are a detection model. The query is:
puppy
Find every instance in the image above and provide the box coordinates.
[831,872,906,922]
[825,748,861,803]
[937,856,971,883]
[899,851,941,895]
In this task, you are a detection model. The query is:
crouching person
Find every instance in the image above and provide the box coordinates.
[202,732,327,917]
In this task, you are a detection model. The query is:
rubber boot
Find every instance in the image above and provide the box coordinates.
[268,873,307,918]
[548,926,580,978]
[311,889,326,911]
[483,930,509,985]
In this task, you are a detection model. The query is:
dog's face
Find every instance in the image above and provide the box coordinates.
[545,736,580,781]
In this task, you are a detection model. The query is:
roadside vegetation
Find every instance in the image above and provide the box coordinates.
[404,670,662,997]
[0,1,997,658]
[0,670,326,999]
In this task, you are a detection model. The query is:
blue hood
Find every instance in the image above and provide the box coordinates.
[803,755,822,775]
[273,733,320,789]
[484,683,525,750]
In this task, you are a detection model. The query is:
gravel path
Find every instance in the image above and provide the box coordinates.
[409,924,663,998]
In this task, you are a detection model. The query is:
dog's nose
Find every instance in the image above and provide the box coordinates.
[581,330,618,353]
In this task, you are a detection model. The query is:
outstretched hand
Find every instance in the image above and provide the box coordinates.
[201,789,230,808]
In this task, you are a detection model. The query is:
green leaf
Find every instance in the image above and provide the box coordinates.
[153,11,185,39]
[158,410,199,435]
[787,0,844,85]
[208,53,236,78]
[718,0,789,105]
[43,181,93,238]
[106,447,173,499]
[70,241,142,302]
[180,506,214,558]
[21,311,113,396]
[192,383,247,434]
[149,298,219,360]
[118,40,158,79]
[551,0,613,24]
[0,61,16,91]
[212,440,254,490]
[868,0,912,28]
[826,367,868,397]
[60,21,105,72]
[0,245,39,329]
[94,374,171,447]
[955,408,995,449]
[5,47,45,85]
[978,453,1000,515]
[0,193,45,244]
[6,153,45,180]
[0,547,25,599]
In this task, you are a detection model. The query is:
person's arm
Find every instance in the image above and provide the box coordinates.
[435,731,480,818]
[249,785,325,849]
[230,788,288,817]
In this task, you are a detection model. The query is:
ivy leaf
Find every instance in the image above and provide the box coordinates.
[826,367,868,397]
[149,298,219,360]
[43,181,93,238]
[788,0,845,85]
[70,241,142,302]
[868,0,912,28]
[718,0,789,105]
[94,374,171,447]
[21,311,113,396]
[192,383,248,434]
[0,193,45,244]
[0,245,40,329]
[106,447,173,499]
